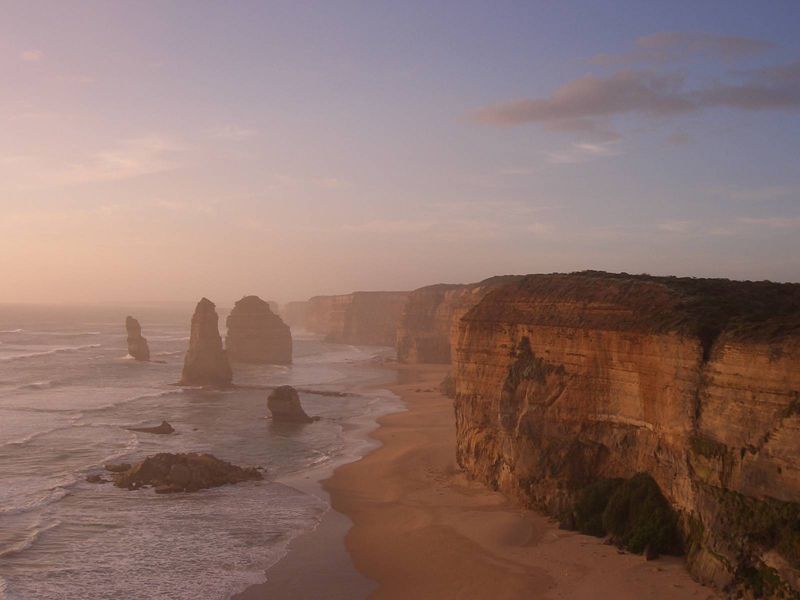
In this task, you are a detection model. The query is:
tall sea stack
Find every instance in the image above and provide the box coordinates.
[125,316,150,361]
[179,298,233,387]
[225,295,293,364]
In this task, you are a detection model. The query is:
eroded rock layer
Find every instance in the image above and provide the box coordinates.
[225,295,292,364]
[452,272,800,597]
[306,291,409,346]
[397,276,521,364]
[125,316,150,361]
[179,298,233,387]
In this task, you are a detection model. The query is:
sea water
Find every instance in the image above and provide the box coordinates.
[0,304,399,599]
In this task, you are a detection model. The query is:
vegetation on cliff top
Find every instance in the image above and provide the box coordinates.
[493,271,800,347]
[567,473,682,556]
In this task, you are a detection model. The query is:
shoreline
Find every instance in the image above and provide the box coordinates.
[232,360,402,600]
[236,361,720,600]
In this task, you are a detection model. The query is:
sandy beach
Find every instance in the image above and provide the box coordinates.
[238,362,720,600]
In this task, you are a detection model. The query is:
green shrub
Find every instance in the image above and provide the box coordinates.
[571,473,682,555]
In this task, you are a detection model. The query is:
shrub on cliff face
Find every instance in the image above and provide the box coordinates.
[569,473,682,555]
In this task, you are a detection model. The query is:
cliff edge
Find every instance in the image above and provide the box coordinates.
[452,272,800,598]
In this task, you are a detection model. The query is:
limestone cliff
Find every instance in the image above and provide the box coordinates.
[225,295,292,364]
[179,298,233,387]
[452,272,800,598]
[397,276,521,364]
[125,316,150,361]
[283,301,308,327]
[305,291,409,346]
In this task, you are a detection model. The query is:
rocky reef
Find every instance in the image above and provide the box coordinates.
[126,421,174,435]
[283,301,308,327]
[451,272,800,598]
[225,295,292,364]
[267,385,318,423]
[125,316,150,361]
[397,276,521,364]
[306,291,409,346]
[178,298,233,388]
[112,452,262,493]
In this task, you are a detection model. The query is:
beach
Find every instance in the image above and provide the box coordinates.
[240,363,720,600]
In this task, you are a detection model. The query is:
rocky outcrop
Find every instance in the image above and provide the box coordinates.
[267,385,318,423]
[451,272,800,598]
[397,276,521,364]
[113,452,262,493]
[283,301,308,327]
[225,295,293,364]
[305,291,409,346]
[125,316,150,361]
[126,421,174,435]
[178,298,233,387]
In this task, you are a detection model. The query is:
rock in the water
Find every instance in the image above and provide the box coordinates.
[225,295,292,365]
[113,452,262,493]
[178,298,233,388]
[125,316,150,361]
[104,463,131,473]
[86,474,108,484]
[267,385,317,423]
[127,421,174,435]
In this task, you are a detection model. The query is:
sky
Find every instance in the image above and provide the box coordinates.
[1,0,799,305]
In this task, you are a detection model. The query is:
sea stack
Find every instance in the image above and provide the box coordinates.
[225,295,293,364]
[178,298,233,388]
[125,316,150,361]
[267,385,316,423]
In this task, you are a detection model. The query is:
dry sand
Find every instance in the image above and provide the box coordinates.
[238,363,720,599]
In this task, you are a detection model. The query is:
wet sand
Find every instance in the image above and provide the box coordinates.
[237,363,720,600]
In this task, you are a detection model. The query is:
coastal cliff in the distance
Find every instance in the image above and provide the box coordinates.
[396,276,522,364]
[451,272,800,598]
[305,291,409,347]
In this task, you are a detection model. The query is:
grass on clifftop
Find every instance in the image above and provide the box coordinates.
[571,270,800,346]
[570,473,682,555]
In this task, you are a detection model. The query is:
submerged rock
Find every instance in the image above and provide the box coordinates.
[178,298,233,388]
[125,316,150,361]
[104,463,132,473]
[267,385,318,423]
[225,295,292,365]
[113,452,262,493]
[126,421,174,435]
[85,474,108,484]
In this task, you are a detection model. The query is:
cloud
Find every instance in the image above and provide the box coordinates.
[20,135,184,189]
[208,125,258,140]
[544,118,622,143]
[708,185,797,201]
[470,60,800,135]
[738,216,800,229]
[590,32,773,66]
[56,75,95,84]
[342,220,436,234]
[666,132,690,145]
[20,49,43,62]
[527,222,555,234]
[544,140,624,164]
[658,220,695,233]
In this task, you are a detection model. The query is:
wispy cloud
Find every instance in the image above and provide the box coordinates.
[738,216,800,228]
[208,125,258,140]
[470,59,800,141]
[342,219,436,234]
[658,219,696,233]
[545,140,624,164]
[589,32,773,66]
[20,49,43,62]
[666,132,690,145]
[55,75,95,84]
[708,185,797,201]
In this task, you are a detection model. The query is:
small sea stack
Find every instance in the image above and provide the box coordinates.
[225,295,293,364]
[125,316,150,361]
[178,298,233,388]
[267,385,317,423]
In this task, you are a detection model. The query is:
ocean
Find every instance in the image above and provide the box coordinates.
[0,304,400,599]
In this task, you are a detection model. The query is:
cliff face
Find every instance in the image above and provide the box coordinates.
[306,291,409,346]
[179,298,233,387]
[225,295,292,364]
[397,276,521,364]
[125,316,150,361]
[283,301,308,327]
[452,273,800,597]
